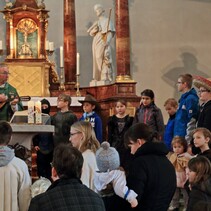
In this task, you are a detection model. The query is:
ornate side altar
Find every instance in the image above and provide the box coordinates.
[0,0,59,97]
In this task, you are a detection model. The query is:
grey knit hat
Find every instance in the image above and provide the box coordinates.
[96,142,120,172]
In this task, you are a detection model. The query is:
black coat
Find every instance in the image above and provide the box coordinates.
[119,142,176,211]
[197,100,211,131]
[107,115,134,170]
[187,178,211,211]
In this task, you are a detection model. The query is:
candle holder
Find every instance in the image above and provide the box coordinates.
[75,74,81,96]
[59,67,65,91]
[46,49,54,56]
[0,49,4,56]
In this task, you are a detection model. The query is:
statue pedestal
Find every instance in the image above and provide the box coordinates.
[89,80,111,87]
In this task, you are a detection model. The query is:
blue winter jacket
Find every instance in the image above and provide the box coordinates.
[164,114,176,151]
[80,112,103,143]
[174,88,199,142]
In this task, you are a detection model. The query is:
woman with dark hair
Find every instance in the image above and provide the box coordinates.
[133,89,165,141]
[119,123,176,211]
[187,156,211,211]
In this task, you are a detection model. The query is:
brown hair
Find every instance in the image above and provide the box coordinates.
[164,98,178,108]
[52,143,83,179]
[58,94,72,108]
[192,128,211,145]
[0,121,12,145]
[115,99,127,107]
[188,156,211,185]
[178,74,193,88]
[171,136,187,152]
[71,121,100,153]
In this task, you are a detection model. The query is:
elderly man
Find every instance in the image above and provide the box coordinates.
[0,64,23,121]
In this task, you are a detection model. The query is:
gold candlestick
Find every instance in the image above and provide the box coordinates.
[59,67,65,91]
[75,74,81,96]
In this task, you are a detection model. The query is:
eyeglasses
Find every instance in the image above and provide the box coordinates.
[70,132,81,136]
[198,89,210,94]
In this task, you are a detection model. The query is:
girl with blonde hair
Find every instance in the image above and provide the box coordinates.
[69,121,100,190]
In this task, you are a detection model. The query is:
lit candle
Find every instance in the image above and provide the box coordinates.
[28,101,34,124]
[49,42,54,51]
[45,40,49,50]
[35,101,42,124]
[77,53,80,75]
[60,46,64,67]
[0,40,2,50]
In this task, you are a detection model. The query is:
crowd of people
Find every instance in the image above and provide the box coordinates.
[0,62,211,211]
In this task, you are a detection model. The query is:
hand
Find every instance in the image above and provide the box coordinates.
[178,152,193,159]
[34,146,40,151]
[130,198,138,208]
[0,94,8,102]
[10,98,19,105]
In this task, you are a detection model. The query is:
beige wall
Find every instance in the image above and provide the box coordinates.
[1,0,211,122]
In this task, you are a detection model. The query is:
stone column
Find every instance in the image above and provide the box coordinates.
[115,0,133,82]
[64,0,76,83]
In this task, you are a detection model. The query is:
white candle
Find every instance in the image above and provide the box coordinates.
[0,40,2,50]
[35,101,42,124]
[77,52,80,75]
[60,46,64,67]
[10,38,13,49]
[49,42,54,51]
[45,40,49,50]
[28,101,34,124]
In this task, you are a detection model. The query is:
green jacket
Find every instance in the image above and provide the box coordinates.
[0,82,23,121]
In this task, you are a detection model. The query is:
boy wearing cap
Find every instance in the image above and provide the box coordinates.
[94,142,138,209]
[79,94,103,143]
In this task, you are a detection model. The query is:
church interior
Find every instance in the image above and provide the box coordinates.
[0,0,211,180]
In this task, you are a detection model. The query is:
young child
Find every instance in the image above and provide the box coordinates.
[31,177,51,198]
[51,94,77,147]
[107,99,133,170]
[133,89,165,140]
[94,142,138,210]
[169,136,190,211]
[33,99,54,180]
[192,127,211,162]
[163,98,178,151]
[187,156,211,211]
[79,94,102,143]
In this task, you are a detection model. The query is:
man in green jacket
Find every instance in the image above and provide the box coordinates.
[0,64,23,121]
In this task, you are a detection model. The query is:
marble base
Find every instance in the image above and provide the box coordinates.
[89,80,111,87]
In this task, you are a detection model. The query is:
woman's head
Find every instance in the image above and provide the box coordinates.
[69,121,100,153]
[188,156,211,185]
[140,89,155,106]
[171,136,187,155]
[124,123,155,154]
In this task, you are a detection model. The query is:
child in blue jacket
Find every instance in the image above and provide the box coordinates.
[79,95,102,143]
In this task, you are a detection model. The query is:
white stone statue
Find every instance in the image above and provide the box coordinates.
[87,4,115,83]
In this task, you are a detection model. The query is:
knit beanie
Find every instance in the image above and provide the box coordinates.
[96,142,120,172]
